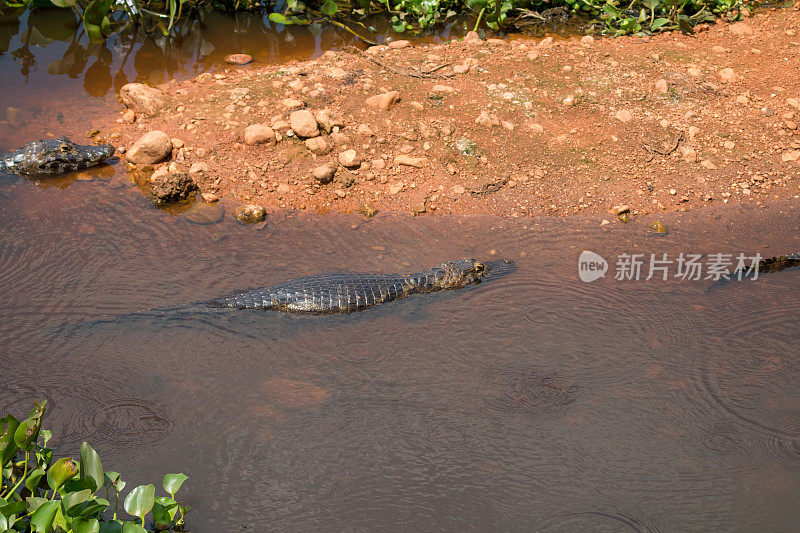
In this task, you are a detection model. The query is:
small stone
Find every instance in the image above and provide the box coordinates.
[314,109,344,133]
[244,124,276,145]
[736,94,750,105]
[357,124,375,136]
[305,136,334,155]
[276,183,291,194]
[313,162,338,183]
[614,109,633,123]
[360,204,378,217]
[388,39,411,49]
[612,204,630,216]
[669,188,677,195]
[719,68,738,82]
[452,185,466,195]
[649,221,667,234]
[281,98,304,109]
[170,138,185,149]
[119,83,165,117]
[688,126,700,141]
[723,140,735,150]
[224,53,253,65]
[782,150,800,162]
[501,121,515,131]
[202,192,219,202]
[338,149,362,168]
[700,159,717,170]
[182,201,225,225]
[475,110,500,127]
[389,182,404,195]
[334,188,347,198]
[654,79,668,94]
[394,155,428,167]
[289,110,320,138]
[728,22,754,35]
[563,95,575,106]
[529,123,544,134]
[432,84,457,94]
[189,162,210,174]
[687,66,702,77]
[151,172,196,204]
[126,130,172,165]
[787,98,800,110]
[371,158,386,169]
[234,204,266,224]
[366,91,400,110]
[122,108,136,123]
[580,35,594,45]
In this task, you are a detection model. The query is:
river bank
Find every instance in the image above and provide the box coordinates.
[101,6,800,219]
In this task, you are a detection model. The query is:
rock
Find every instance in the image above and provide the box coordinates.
[787,98,800,110]
[453,58,478,74]
[281,98,304,110]
[201,192,219,202]
[432,84,457,94]
[171,138,185,149]
[687,66,702,77]
[612,204,630,216]
[119,83,165,118]
[700,159,717,169]
[782,150,800,162]
[182,201,225,225]
[366,91,400,110]
[464,31,481,42]
[688,126,700,141]
[326,66,347,77]
[314,109,345,133]
[719,68,738,82]
[680,146,698,162]
[122,108,136,123]
[152,172,196,204]
[333,189,346,198]
[736,94,750,105]
[388,39,411,49]
[394,155,428,168]
[649,221,667,234]
[189,162,210,174]
[234,204,266,223]
[389,182,404,195]
[126,130,172,165]
[338,149,362,168]
[539,36,553,47]
[313,162,338,183]
[729,22,754,35]
[289,110,319,138]
[244,124,276,145]
[305,136,334,155]
[529,123,544,134]
[614,109,633,123]
[723,140,735,150]
[357,124,375,136]
[580,35,594,45]
[418,122,439,139]
[654,79,668,94]
[452,185,466,195]
[360,204,378,217]
[371,158,386,169]
[224,54,253,65]
[475,110,500,127]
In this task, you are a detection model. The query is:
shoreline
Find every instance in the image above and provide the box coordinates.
[104,7,800,219]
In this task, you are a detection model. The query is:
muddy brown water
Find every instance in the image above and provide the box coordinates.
[2,9,800,532]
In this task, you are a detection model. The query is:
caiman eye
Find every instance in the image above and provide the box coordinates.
[60,143,71,151]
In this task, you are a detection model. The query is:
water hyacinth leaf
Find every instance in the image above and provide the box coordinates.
[63,477,98,494]
[73,517,100,533]
[83,0,114,41]
[154,497,178,520]
[49,0,76,6]
[75,497,110,518]
[30,500,59,532]
[651,17,670,30]
[26,497,49,514]
[0,415,20,467]
[121,522,148,533]
[162,473,188,497]
[25,467,46,493]
[80,442,104,492]
[62,488,92,515]
[14,415,42,451]
[98,520,123,533]
[268,12,288,24]
[0,499,26,516]
[47,457,78,491]
[321,0,337,16]
[151,500,174,530]
[123,484,155,521]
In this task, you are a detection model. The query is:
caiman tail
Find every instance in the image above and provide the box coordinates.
[706,252,800,292]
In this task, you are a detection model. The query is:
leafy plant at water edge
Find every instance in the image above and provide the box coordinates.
[1,401,190,532]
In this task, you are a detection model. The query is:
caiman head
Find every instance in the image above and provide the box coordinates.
[430,258,491,289]
[8,136,115,175]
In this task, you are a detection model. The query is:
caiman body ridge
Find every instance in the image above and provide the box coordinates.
[203,258,493,314]
[0,137,115,175]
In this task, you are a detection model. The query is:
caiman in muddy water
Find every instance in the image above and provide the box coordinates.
[0,137,115,175]
[203,258,501,314]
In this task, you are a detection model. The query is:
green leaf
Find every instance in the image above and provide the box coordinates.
[79,442,103,493]
[61,488,92,515]
[26,496,49,514]
[162,473,188,498]
[123,484,154,521]
[49,0,76,6]
[0,415,20,467]
[99,519,123,533]
[73,518,100,533]
[25,467,46,493]
[30,501,59,532]
[121,522,147,533]
[269,12,288,24]
[651,17,670,30]
[321,0,337,16]
[83,0,114,41]
[155,496,178,520]
[392,19,406,32]
[47,457,78,491]
[0,499,26,516]
[152,500,174,531]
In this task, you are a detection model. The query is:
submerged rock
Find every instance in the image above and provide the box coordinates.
[182,201,225,225]
[649,221,668,234]
[234,204,266,223]
[152,172,197,205]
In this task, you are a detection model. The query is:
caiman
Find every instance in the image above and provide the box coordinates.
[203,258,498,313]
[707,252,800,292]
[0,137,115,175]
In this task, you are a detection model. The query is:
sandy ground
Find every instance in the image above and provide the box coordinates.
[106,6,800,219]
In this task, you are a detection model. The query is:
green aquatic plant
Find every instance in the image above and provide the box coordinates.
[1,401,190,532]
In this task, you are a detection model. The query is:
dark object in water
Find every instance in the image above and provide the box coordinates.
[706,252,800,292]
[0,136,114,175]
